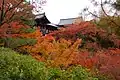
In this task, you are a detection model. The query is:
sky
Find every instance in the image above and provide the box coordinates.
[26,0,114,24]
[44,0,92,24]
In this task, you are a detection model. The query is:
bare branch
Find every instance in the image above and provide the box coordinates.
[100,0,120,27]
[0,12,15,26]
[87,10,100,18]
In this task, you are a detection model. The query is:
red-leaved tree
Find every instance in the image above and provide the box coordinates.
[0,0,34,26]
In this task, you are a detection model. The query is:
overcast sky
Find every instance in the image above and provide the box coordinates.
[44,0,93,24]
[27,0,113,24]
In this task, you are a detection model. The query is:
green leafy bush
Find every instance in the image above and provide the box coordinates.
[23,20,36,27]
[1,38,36,48]
[20,28,36,33]
[0,47,98,80]
[0,47,47,80]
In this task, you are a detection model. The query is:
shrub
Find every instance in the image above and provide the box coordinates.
[50,21,120,50]
[0,47,98,80]
[0,21,38,54]
[6,38,36,48]
[20,28,36,33]
[0,47,46,80]
[96,49,120,80]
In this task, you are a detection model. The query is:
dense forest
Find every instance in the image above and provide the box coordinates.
[0,0,120,80]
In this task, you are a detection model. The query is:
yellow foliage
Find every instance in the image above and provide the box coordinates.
[20,31,82,67]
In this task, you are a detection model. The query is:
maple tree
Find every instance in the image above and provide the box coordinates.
[95,49,120,80]
[20,31,82,67]
[0,0,36,48]
[0,21,37,49]
[0,0,119,79]
[0,0,34,26]
[18,28,97,69]
[0,20,119,79]
[80,0,120,37]
[49,21,120,51]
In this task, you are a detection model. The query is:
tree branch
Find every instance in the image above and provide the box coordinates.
[100,0,120,27]
[3,0,23,21]
[0,12,15,26]
[87,10,100,18]
[0,0,5,23]
[0,0,23,26]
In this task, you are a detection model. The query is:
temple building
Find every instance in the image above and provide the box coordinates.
[58,16,83,26]
[35,13,83,35]
[35,13,58,35]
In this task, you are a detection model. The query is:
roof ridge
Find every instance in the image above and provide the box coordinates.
[60,17,82,20]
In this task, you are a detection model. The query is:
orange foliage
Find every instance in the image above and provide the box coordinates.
[20,29,99,69]
[12,21,120,79]
[1,20,120,80]
[20,29,42,38]
[20,33,83,67]
[0,21,31,38]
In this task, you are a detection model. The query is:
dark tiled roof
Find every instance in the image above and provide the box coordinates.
[58,17,83,25]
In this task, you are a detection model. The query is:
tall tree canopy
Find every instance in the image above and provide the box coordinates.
[0,0,34,26]
[80,0,120,36]
[113,0,120,10]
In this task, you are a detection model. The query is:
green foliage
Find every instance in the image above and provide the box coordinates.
[96,16,120,36]
[1,38,36,48]
[95,34,116,48]
[77,33,94,47]
[0,47,47,80]
[95,74,112,80]
[21,17,36,27]
[71,66,98,80]
[46,66,99,80]
[0,47,98,80]
[20,28,36,33]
